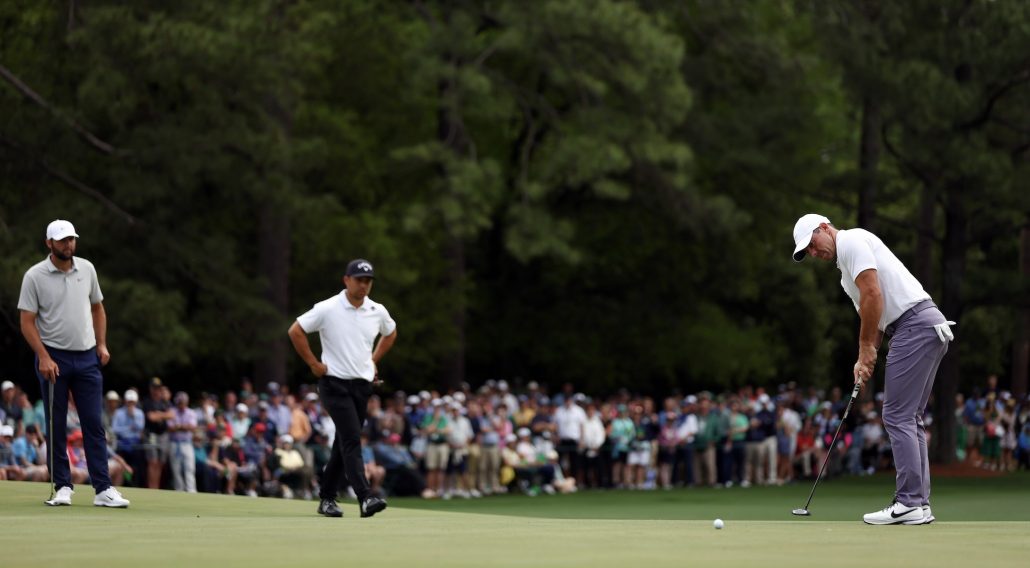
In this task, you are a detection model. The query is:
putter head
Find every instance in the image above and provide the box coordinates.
[791,508,811,516]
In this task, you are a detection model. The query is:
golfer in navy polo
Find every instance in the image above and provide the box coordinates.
[288,258,396,518]
[793,214,954,525]
[18,219,130,507]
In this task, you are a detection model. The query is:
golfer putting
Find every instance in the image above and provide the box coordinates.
[792,214,954,525]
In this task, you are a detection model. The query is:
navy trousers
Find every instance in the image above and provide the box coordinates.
[37,346,112,493]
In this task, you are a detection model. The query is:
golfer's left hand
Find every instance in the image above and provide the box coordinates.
[854,344,876,385]
[97,344,111,366]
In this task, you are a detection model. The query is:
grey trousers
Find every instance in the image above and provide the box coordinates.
[883,300,949,507]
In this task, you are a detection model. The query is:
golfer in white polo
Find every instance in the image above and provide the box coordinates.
[793,213,954,525]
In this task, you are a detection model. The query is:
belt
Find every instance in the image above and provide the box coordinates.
[884,299,936,337]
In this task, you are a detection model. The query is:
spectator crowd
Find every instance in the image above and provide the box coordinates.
[2,375,1029,499]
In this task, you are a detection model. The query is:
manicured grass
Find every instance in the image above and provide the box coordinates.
[1,474,1027,568]
[398,472,1030,521]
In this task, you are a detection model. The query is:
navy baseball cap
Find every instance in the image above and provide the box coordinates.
[345,259,375,278]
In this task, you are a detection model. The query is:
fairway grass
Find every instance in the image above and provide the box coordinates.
[2,474,1028,568]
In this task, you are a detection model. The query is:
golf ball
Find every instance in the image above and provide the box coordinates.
[714,518,724,529]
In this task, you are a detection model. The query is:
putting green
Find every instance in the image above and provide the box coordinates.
[1,474,1027,568]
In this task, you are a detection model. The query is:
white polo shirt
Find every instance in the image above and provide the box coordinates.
[296,291,396,381]
[835,228,930,331]
[18,256,103,351]
[554,403,587,441]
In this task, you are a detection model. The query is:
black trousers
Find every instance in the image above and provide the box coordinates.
[318,376,372,502]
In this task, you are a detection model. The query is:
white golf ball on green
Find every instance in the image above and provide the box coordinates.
[714,518,724,529]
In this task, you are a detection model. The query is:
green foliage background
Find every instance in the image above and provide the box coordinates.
[3,0,1029,439]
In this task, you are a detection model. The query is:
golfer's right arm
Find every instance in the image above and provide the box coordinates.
[19,310,59,382]
[288,321,327,377]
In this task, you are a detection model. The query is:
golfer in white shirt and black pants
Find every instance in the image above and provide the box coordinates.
[288,259,397,518]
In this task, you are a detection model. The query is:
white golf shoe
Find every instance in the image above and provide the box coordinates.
[45,486,74,506]
[93,487,130,508]
[863,499,923,525]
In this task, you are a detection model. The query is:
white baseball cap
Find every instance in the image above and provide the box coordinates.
[0,425,14,437]
[124,389,139,402]
[792,214,830,262]
[1,380,14,391]
[46,219,79,241]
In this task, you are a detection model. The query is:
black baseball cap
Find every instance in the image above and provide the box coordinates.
[345,259,375,278]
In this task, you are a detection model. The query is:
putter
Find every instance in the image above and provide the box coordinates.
[792,381,862,517]
[45,379,57,505]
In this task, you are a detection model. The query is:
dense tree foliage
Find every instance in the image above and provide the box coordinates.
[3,0,1029,462]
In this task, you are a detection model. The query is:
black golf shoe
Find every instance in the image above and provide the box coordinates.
[317,498,343,517]
[360,496,387,518]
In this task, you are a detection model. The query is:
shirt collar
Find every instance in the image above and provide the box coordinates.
[340,290,368,310]
[45,256,78,273]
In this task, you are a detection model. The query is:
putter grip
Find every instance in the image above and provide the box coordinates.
[840,382,861,421]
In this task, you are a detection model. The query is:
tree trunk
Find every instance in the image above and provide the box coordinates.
[253,5,295,392]
[437,58,469,393]
[442,237,466,392]
[913,184,935,290]
[255,202,290,391]
[1012,224,1030,399]
[857,96,881,401]
[857,96,880,232]
[932,188,966,464]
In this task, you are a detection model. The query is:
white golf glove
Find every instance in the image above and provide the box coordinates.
[933,321,956,343]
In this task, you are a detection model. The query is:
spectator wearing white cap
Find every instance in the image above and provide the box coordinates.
[496,380,519,415]
[554,395,587,484]
[102,390,121,452]
[18,219,129,507]
[230,403,251,442]
[512,427,556,495]
[474,402,504,495]
[445,402,476,498]
[112,389,144,485]
[274,434,309,499]
[420,400,451,498]
[0,424,22,480]
[1,380,21,426]
[752,393,778,485]
[168,392,198,492]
